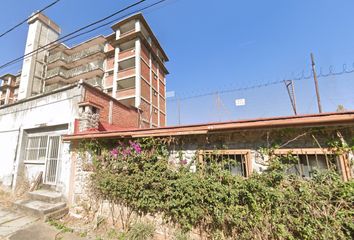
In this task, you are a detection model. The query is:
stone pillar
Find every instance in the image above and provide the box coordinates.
[78,105,100,132]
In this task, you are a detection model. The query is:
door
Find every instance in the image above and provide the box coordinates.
[44,136,61,185]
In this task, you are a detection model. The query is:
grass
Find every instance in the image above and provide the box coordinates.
[47,219,73,233]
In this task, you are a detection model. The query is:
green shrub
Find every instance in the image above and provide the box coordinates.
[88,138,354,239]
[126,221,155,240]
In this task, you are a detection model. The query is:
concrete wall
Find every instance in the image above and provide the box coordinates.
[18,13,60,99]
[0,86,82,197]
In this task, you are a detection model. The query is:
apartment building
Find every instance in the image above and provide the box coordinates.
[1,12,168,127]
[0,11,168,201]
[0,73,21,105]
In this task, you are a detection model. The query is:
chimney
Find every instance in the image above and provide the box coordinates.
[78,102,101,132]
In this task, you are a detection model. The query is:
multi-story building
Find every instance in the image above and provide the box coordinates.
[0,73,21,105]
[0,12,169,128]
[0,11,169,203]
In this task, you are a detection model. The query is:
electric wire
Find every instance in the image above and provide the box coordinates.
[0,0,62,38]
[0,0,170,75]
[0,0,147,70]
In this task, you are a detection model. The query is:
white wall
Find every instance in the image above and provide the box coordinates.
[0,130,20,187]
[0,86,82,198]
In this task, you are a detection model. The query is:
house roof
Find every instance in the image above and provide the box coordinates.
[63,111,354,141]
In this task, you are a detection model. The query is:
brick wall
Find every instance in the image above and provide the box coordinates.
[152,106,158,125]
[152,89,158,107]
[140,98,150,122]
[84,85,139,128]
[105,74,113,88]
[106,57,114,70]
[159,81,165,96]
[160,112,166,126]
[141,44,149,63]
[141,78,150,101]
[141,60,150,80]
[159,97,165,112]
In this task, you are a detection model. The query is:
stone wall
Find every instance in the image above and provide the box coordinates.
[70,125,353,206]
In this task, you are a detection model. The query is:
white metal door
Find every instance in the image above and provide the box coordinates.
[44,136,61,185]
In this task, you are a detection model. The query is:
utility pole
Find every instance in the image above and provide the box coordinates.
[310,53,323,113]
[284,80,298,115]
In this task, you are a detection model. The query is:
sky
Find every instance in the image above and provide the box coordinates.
[0,0,353,125]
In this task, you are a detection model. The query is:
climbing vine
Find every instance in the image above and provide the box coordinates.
[80,136,354,239]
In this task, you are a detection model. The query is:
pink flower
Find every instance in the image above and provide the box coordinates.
[122,148,131,156]
[180,159,188,165]
[110,148,118,157]
[129,141,142,154]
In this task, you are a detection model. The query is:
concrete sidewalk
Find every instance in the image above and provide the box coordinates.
[0,206,39,239]
[0,206,83,240]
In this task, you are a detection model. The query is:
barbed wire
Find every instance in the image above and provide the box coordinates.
[167,63,354,102]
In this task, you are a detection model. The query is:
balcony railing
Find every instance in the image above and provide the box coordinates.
[47,52,69,64]
[46,67,68,79]
[46,61,104,80]
[47,44,104,64]
[70,45,105,62]
[67,61,104,78]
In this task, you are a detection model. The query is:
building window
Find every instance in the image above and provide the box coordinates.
[25,136,49,162]
[274,149,347,178]
[198,150,251,177]
[24,135,60,163]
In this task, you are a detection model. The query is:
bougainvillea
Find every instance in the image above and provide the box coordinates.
[86,138,354,239]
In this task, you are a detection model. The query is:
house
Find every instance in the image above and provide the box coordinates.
[63,111,354,206]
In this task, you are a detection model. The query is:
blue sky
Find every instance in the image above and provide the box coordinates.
[0,0,353,125]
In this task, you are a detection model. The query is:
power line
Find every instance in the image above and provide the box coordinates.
[0,0,148,71]
[0,0,170,74]
[0,0,62,38]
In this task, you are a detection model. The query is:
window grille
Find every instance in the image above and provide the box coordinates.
[24,136,48,161]
[274,148,344,178]
[198,150,251,177]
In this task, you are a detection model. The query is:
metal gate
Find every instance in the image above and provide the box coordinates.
[44,136,61,185]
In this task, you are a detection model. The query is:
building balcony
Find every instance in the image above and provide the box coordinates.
[120,29,135,38]
[45,61,104,84]
[45,67,67,83]
[70,45,104,62]
[47,52,69,65]
[47,44,105,68]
